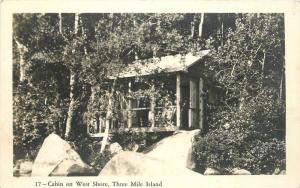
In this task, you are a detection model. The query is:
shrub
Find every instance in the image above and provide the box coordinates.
[69,136,113,173]
[110,129,147,151]
[193,90,285,174]
[110,129,173,152]
[13,83,68,162]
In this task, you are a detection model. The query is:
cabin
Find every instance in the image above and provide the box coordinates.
[88,50,210,137]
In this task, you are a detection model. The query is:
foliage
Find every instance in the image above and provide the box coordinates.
[69,136,113,173]
[13,82,68,161]
[110,129,172,152]
[110,130,148,151]
[193,14,285,174]
[203,14,284,105]
[193,91,285,174]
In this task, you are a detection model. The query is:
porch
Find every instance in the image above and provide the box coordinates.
[87,50,210,137]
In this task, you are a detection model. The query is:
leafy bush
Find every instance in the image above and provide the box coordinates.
[110,129,172,152]
[193,91,285,174]
[110,129,147,151]
[69,136,113,173]
[13,83,68,162]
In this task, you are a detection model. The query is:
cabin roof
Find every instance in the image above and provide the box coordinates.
[109,50,210,79]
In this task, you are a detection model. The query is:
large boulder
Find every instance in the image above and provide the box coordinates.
[31,133,95,176]
[99,151,198,176]
[100,130,202,176]
[145,130,200,170]
[186,147,196,170]
[50,159,95,176]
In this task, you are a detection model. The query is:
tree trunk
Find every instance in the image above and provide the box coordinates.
[100,79,117,153]
[261,51,266,88]
[74,13,79,34]
[65,13,90,140]
[65,71,76,139]
[15,39,28,82]
[190,15,195,38]
[198,13,205,37]
[65,70,91,139]
[279,63,285,100]
[218,16,224,46]
[59,13,62,34]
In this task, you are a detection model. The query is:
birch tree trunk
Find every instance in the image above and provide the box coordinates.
[190,15,195,38]
[279,63,285,100]
[74,13,79,34]
[65,71,77,139]
[64,13,93,140]
[65,69,91,139]
[59,13,62,34]
[198,13,205,37]
[15,39,28,82]
[100,79,117,153]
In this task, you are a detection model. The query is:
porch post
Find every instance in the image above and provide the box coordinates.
[199,77,204,130]
[150,95,156,128]
[127,81,133,128]
[189,78,197,128]
[176,74,181,128]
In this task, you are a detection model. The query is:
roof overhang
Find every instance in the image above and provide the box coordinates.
[108,50,210,79]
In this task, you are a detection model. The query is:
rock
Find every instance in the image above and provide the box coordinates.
[50,159,96,176]
[100,151,159,176]
[13,165,20,177]
[186,147,196,170]
[279,170,286,175]
[273,168,281,175]
[108,142,123,155]
[99,151,199,176]
[231,168,251,175]
[204,167,221,175]
[14,160,33,177]
[19,161,33,176]
[145,130,200,169]
[272,168,286,175]
[100,130,203,176]
[129,143,139,152]
[31,133,95,176]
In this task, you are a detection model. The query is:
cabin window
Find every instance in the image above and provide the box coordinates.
[131,96,150,127]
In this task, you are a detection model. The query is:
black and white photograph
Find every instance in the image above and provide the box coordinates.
[11,12,287,178]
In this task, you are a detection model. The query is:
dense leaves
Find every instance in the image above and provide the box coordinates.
[193,91,285,174]
[193,14,285,174]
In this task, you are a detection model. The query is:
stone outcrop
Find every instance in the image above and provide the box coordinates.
[100,130,201,176]
[145,130,200,169]
[99,151,197,176]
[31,133,95,176]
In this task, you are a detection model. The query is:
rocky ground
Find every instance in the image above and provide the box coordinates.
[14,129,261,177]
